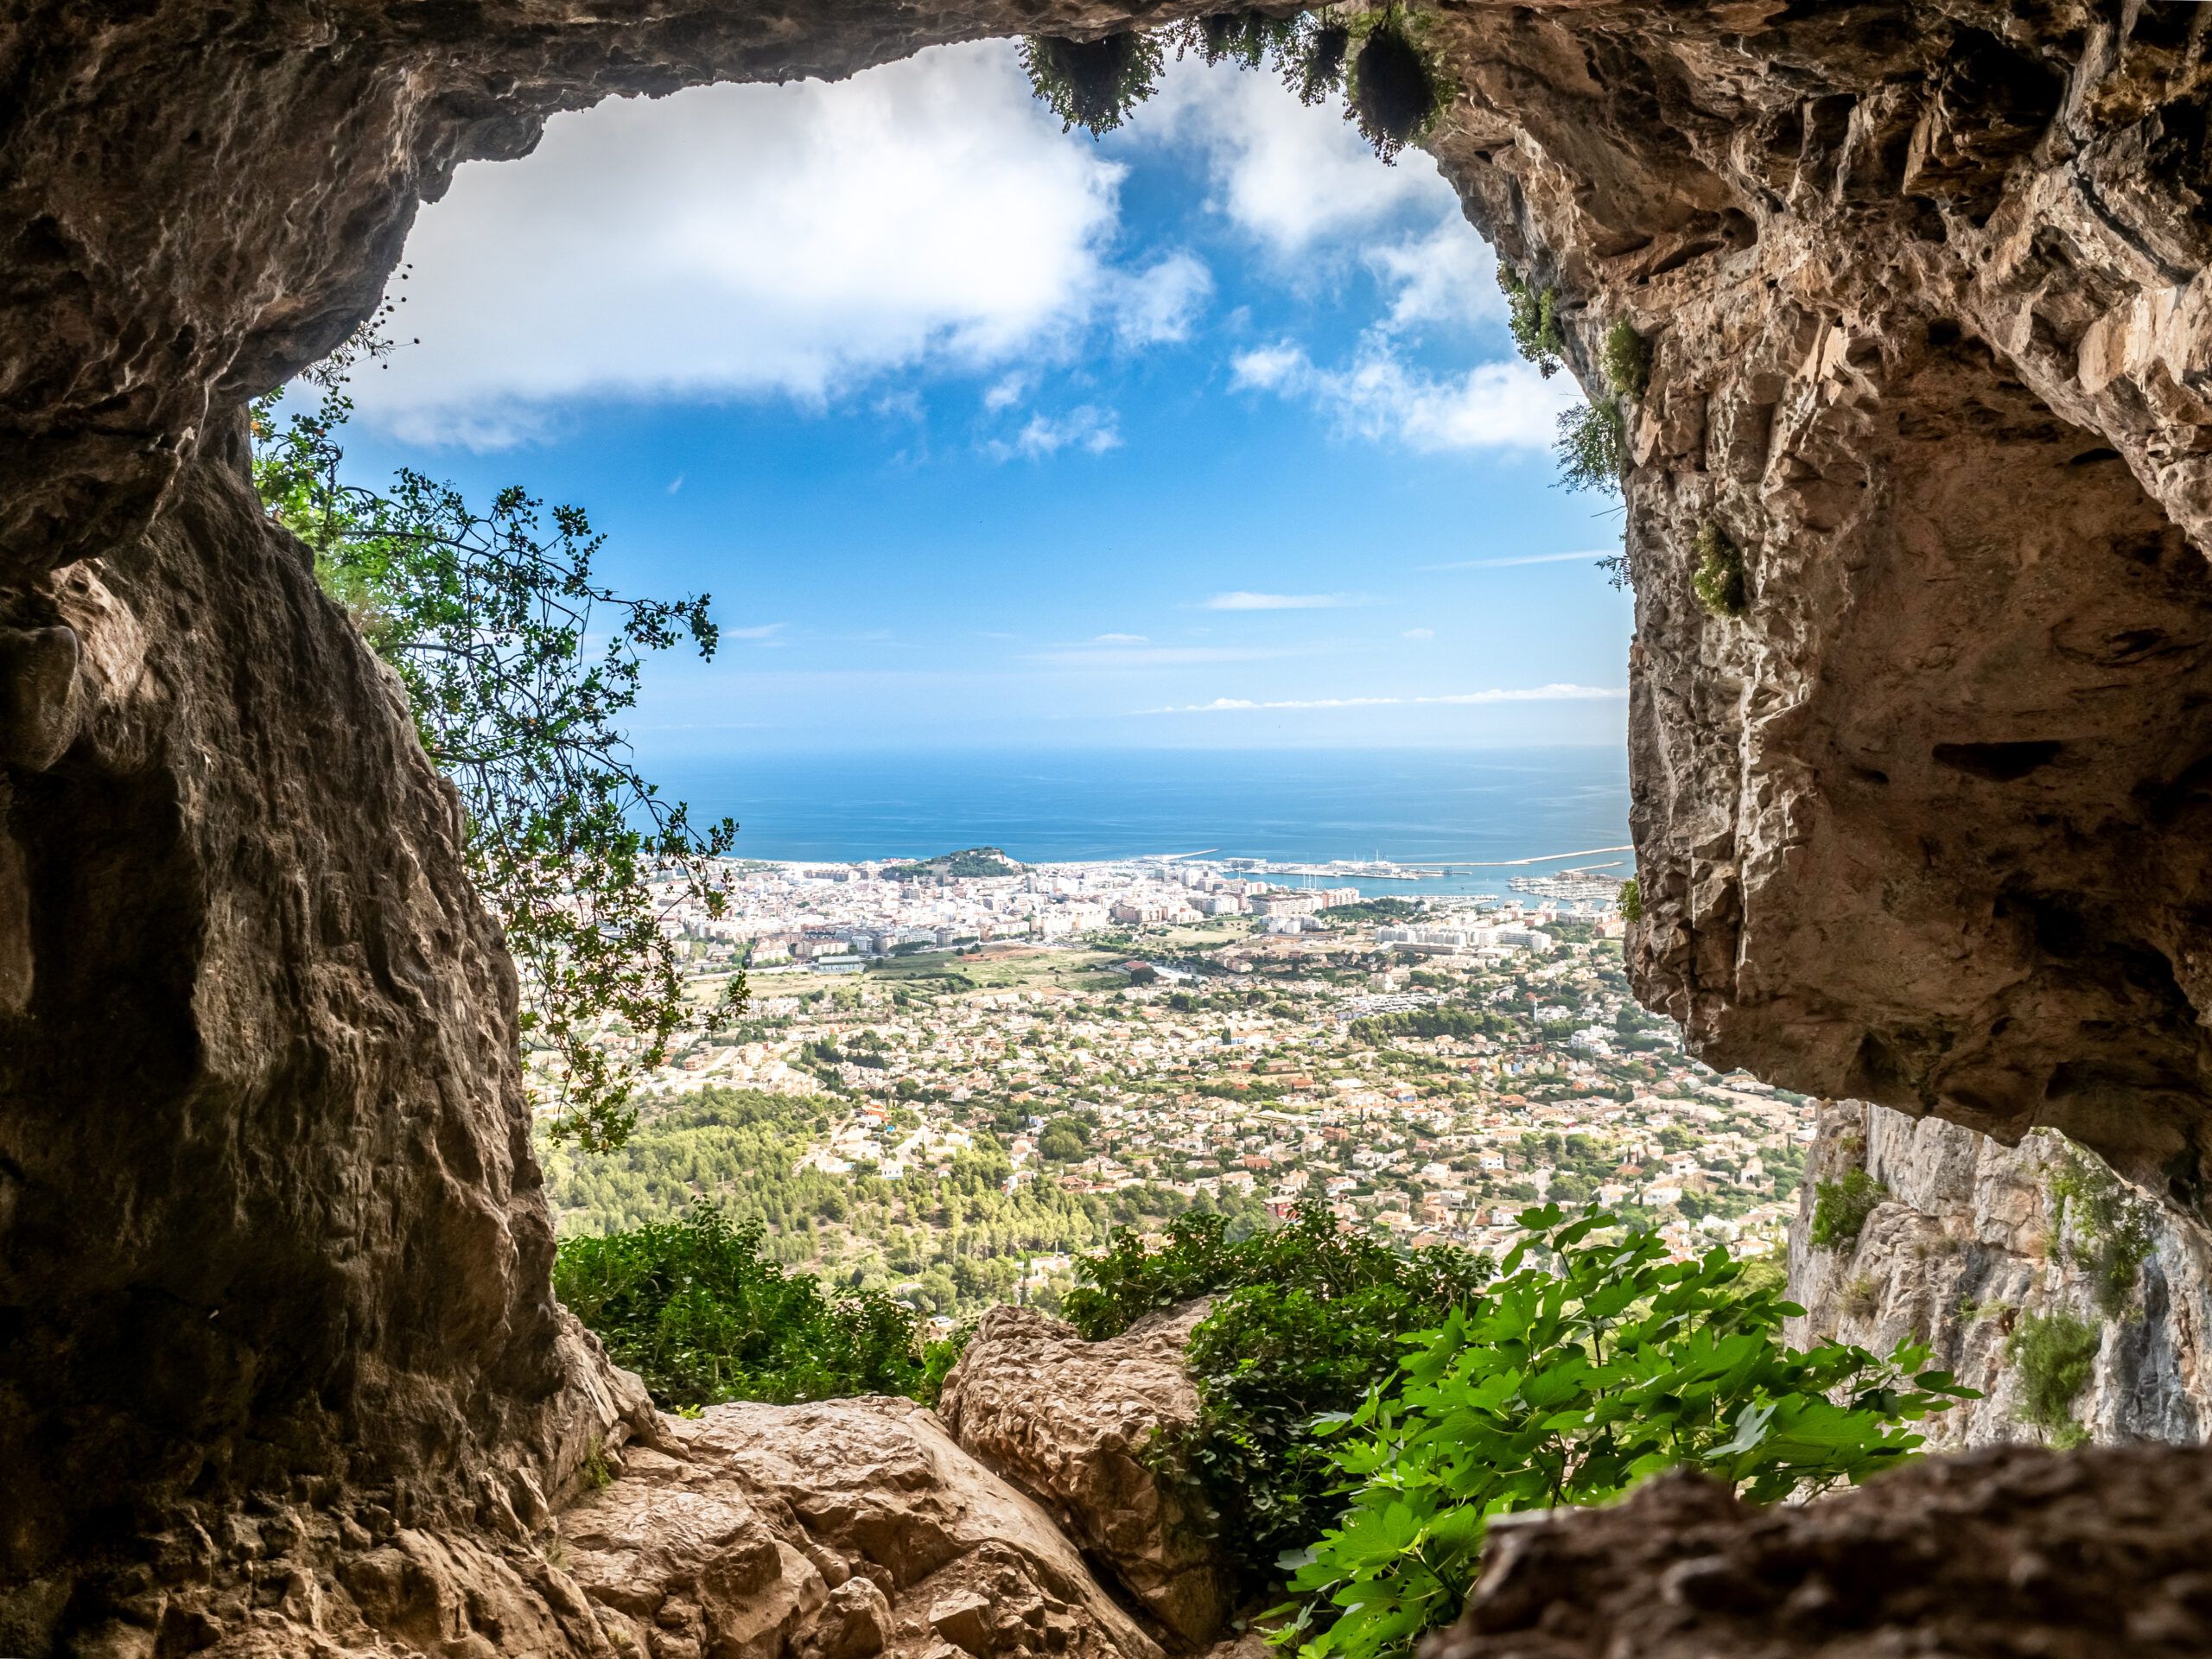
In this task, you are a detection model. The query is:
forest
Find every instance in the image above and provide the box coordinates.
[540,1086,1268,1315]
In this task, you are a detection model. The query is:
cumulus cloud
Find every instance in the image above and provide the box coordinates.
[1140,57,1444,257]
[1364,213,1506,335]
[1148,683,1624,713]
[1110,251,1213,346]
[1230,343,1576,453]
[353,43,1137,447]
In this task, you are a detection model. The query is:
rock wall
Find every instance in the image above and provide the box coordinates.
[0,415,662,1653]
[1419,1446,2212,1659]
[1786,1099,2212,1450]
[1403,3,2212,1210]
[10,0,2212,1653]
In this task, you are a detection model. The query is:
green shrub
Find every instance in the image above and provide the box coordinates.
[2047,1141,2155,1320]
[1186,10,1304,69]
[1020,31,1166,136]
[1555,397,1625,493]
[1498,269,1564,376]
[1616,876,1643,923]
[556,1205,965,1408]
[2006,1310,2100,1441]
[1810,1167,1886,1251]
[1842,1274,1881,1321]
[1690,520,1748,616]
[1600,319,1649,400]
[1278,1208,1968,1659]
[1284,18,1351,104]
[1067,1201,1488,1589]
[1346,14,1442,162]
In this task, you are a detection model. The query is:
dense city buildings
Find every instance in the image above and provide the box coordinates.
[536,851,1812,1319]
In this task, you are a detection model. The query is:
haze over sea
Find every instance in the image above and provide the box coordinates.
[652,746,1629,900]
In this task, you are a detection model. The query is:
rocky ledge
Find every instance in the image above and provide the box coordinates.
[1787,1100,2212,1450]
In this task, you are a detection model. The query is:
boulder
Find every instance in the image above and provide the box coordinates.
[563,1396,1166,1659]
[938,1303,1230,1649]
[1419,1446,2212,1658]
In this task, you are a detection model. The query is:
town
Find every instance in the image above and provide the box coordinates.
[534,849,1814,1319]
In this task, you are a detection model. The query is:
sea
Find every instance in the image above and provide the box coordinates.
[649,746,1630,903]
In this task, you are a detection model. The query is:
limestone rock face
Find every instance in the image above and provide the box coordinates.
[13,0,2212,1652]
[0,424,660,1653]
[1406,5,2212,1204]
[563,1398,1166,1659]
[938,1303,1230,1650]
[1786,1100,2212,1450]
[1420,1446,2212,1659]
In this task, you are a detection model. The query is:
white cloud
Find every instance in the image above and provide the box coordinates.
[666,473,685,493]
[1028,644,1295,668]
[982,372,1032,412]
[727,622,788,641]
[1201,591,1354,611]
[1364,214,1506,334]
[1424,550,1617,570]
[982,404,1122,461]
[1147,683,1624,713]
[1090,632,1149,645]
[355,43,1135,447]
[1140,57,1445,257]
[1230,342,1576,453]
[1110,251,1213,346]
[1402,627,1435,640]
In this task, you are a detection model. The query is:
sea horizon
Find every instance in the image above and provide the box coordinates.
[647,744,1630,900]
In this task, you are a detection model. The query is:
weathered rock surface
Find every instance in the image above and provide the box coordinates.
[566,1397,1166,1659]
[938,1303,1229,1650]
[1420,1446,2212,1659]
[1433,4,2212,1205]
[0,421,659,1654]
[13,0,2212,1653]
[1787,1099,2212,1450]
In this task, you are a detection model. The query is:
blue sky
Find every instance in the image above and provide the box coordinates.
[339,40,1632,761]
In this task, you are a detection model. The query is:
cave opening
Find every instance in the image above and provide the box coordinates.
[11,3,2212,1655]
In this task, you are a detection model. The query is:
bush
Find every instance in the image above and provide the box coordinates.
[1600,319,1649,400]
[2006,1310,2101,1443]
[1810,1167,1886,1251]
[1020,31,1166,136]
[1066,1202,1488,1587]
[1189,10,1302,69]
[2047,1141,2155,1320]
[1286,19,1351,104]
[1556,397,1625,493]
[1691,520,1748,616]
[1347,16,1441,162]
[1842,1274,1882,1321]
[1278,1208,1967,1659]
[556,1205,963,1408]
[1617,877,1643,922]
[1499,269,1564,376]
